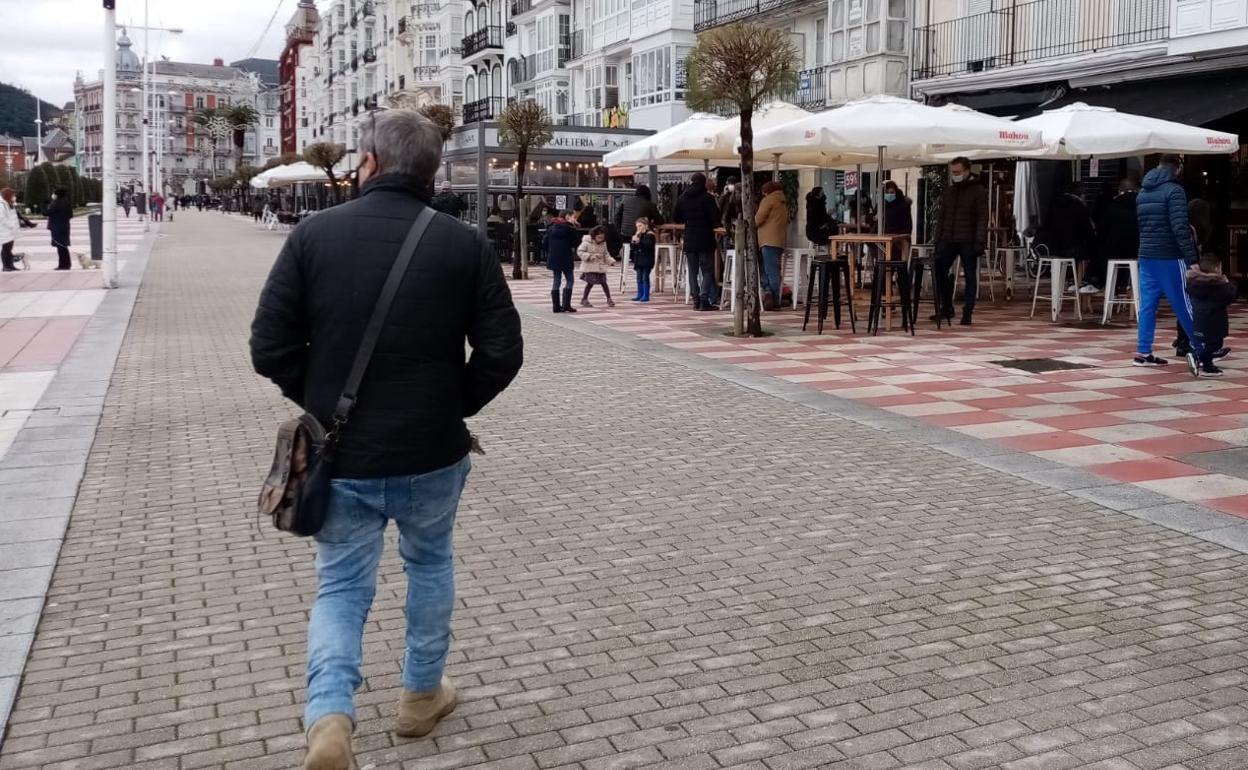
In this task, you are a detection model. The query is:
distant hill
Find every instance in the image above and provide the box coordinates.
[0,82,62,138]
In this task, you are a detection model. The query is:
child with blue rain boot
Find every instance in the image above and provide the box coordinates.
[630,217,656,302]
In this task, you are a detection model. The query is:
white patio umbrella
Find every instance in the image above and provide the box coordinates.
[602,113,728,168]
[250,168,276,189]
[265,160,354,187]
[755,95,1043,232]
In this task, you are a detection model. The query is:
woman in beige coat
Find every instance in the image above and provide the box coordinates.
[755,180,788,309]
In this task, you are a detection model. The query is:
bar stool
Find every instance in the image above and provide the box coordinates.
[803,258,856,334]
[617,243,632,291]
[723,249,765,312]
[786,247,817,308]
[908,256,944,329]
[869,259,914,335]
[1102,259,1141,324]
[1030,256,1082,322]
[655,244,682,300]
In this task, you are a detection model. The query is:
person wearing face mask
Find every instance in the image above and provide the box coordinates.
[250,110,523,770]
[805,187,836,248]
[933,157,988,325]
[44,188,74,271]
[881,181,912,259]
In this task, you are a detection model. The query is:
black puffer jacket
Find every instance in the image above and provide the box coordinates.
[250,173,523,478]
[672,185,720,252]
[616,193,662,240]
[935,175,988,246]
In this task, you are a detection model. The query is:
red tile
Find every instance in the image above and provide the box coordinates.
[1086,458,1207,483]
[1203,495,1248,518]
[961,395,1046,410]
[8,317,89,369]
[860,393,937,407]
[1120,434,1233,457]
[1036,412,1132,430]
[0,318,45,369]
[1096,384,1170,398]
[1184,401,1248,416]
[1003,382,1074,395]
[922,410,1010,427]
[997,431,1102,451]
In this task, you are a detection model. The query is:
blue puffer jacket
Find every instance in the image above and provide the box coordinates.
[1135,165,1197,263]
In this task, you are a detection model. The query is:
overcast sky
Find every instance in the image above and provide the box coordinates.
[0,0,306,108]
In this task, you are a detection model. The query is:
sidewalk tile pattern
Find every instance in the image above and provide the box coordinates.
[508,272,1248,519]
[4,215,1248,770]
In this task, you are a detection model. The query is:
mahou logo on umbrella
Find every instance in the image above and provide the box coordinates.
[998,129,1031,144]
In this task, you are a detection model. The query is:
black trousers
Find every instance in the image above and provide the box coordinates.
[686,251,715,304]
[56,245,72,270]
[934,241,979,316]
[1,241,14,270]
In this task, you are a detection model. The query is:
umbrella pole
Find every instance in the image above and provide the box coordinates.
[877,145,884,236]
[855,165,862,234]
[772,154,780,182]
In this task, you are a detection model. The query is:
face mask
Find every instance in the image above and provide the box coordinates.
[950,173,966,183]
[884,193,896,203]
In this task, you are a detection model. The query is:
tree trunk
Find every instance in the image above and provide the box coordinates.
[512,148,527,280]
[738,110,763,337]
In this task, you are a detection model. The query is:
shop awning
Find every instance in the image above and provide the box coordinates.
[1054,73,1248,128]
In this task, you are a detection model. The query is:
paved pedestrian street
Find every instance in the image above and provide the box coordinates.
[6,212,1248,770]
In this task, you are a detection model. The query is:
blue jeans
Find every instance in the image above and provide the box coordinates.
[304,456,472,729]
[1137,258,1200,357]
[551,267,573,292]
[760,246,782,299]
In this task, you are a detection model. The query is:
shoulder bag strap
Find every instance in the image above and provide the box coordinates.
[329,205,437,434]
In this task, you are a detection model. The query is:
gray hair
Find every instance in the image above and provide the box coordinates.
[358,109,443,184]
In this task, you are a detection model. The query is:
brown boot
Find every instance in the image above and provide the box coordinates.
[304,714,355,770]
[396,676,457,738]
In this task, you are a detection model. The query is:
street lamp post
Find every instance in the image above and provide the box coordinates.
[102,1,118,288]
[131,4,183,231]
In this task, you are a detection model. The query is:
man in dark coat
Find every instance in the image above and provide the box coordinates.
[672,172,720,310]
[430,181,466,218]
[1133,155,1201,369]
[615,184,662,241]
[933,157,989,325]
[249,110,522,769]
[45,188,73,271]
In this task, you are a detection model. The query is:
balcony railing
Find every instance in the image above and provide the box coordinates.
[412,2,441,17]
[693,0,819,31]
[462,26,504,57]
[362,0,375,17]
[568,29,586,61]
[413,65,440,81]
[463,96,505,122]
[912,0,1168,80]
[511,0,533,15]
[793,65,826,110]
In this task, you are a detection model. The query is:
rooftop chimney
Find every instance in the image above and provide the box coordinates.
[213,58,224,66]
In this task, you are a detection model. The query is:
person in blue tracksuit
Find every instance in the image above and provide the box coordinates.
[1133,156,1201,368]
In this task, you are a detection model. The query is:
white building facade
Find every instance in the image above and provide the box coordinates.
[74,31,269,195]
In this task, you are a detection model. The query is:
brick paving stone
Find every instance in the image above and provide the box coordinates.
[5,211,1248,770]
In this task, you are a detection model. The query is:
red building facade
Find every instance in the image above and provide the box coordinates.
[280,0,320,154]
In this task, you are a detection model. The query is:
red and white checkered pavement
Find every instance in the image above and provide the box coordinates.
[511,269,1248,517]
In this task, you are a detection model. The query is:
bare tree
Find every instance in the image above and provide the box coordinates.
[224,104,260,169]
[304,142,347,203]
[418,104,456,142]
[686,23,798,337]
[498,100,553,280]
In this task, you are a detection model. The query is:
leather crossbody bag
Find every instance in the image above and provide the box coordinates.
[258,207,437,536]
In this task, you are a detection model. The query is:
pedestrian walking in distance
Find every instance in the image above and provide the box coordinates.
[1133,155,1203,369]
[249,108,523,770]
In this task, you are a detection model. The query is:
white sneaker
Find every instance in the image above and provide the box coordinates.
[1078,284,1101,295]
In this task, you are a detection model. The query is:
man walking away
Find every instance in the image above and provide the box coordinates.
[933,157,988,325]
[1134,155,1201,369]
[672,172,720,310]
[250,109,524,770]
[430,181,467,219]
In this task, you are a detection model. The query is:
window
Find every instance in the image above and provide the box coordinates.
[590,0,628,47]
[536,13,570,72]
[195,96,205,108]
[631,46,681,107]
[265,117,275,128]
[816,18,826,66]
